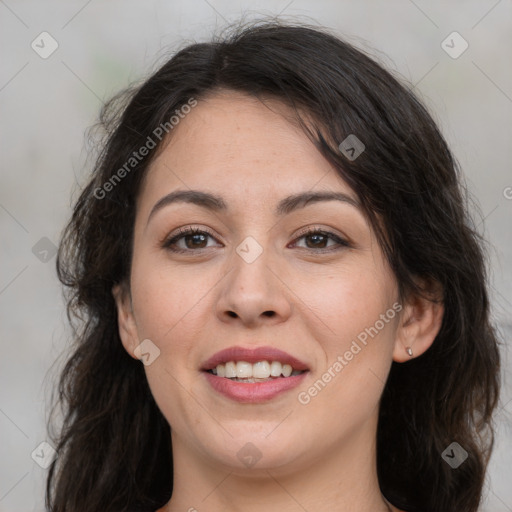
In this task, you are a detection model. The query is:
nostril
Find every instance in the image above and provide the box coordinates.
[263,311,275,317]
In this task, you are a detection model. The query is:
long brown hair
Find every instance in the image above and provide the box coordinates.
[47,19,501,512]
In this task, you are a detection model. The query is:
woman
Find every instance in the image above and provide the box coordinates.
[46,20,501,512]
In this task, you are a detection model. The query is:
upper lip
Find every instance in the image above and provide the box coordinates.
[201,346,310,372]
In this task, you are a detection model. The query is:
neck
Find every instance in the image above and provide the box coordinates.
[160,416,395,512]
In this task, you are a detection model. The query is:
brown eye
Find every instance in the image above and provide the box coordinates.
[162,226,349,255]
[162,227,219,253]
[292,228,350,252]
[304,232,329,249]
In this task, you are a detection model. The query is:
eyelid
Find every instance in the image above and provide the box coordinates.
[160,225,220,249]
[293,224,346,241]
[290,225,350,250]
[161,224,351,253]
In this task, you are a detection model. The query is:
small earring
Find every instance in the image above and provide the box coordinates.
[406,347,413,357]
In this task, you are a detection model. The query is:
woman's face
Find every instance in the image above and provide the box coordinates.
[115,90,406,473]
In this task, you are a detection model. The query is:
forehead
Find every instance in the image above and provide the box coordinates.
[137,91,357,215]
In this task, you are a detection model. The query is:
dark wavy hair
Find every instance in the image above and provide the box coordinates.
[46,19,501,512]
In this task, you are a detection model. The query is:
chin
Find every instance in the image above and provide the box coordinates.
[204,435,305,473]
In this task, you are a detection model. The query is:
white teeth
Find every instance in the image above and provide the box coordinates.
[270,361,282,377]
[281,364,293,377]
[236,361,253,379]
[253,361,271,378]
[212,360,304,379]
[225,361,237,378]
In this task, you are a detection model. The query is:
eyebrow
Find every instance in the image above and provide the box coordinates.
[146,189,361,225]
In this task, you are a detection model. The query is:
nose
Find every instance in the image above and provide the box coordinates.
[215,245,293,328]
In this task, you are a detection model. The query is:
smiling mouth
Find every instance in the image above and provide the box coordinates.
[205,360,307,383]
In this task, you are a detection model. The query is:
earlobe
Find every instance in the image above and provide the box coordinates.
[393,279,444,363]
[112,282,140,360]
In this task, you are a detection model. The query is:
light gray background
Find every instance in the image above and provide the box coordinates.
[1,1,511,511]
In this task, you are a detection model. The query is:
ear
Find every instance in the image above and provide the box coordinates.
[393,278,444,362]
[112,282,140,360]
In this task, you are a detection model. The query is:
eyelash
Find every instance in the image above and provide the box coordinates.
[161,226,350,254]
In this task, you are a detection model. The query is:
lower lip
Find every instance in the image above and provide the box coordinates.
[203,371,308,403]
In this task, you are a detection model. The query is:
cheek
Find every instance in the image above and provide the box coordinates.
[130,255,217,343]
[129,261,211,429]
[291,263,396,346]
[295,306,397,445]
[294,265,397,403]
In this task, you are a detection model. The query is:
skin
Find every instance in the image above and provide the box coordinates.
[113,90,444,512]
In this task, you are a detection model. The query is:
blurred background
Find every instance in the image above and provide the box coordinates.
[0,1,511,510]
